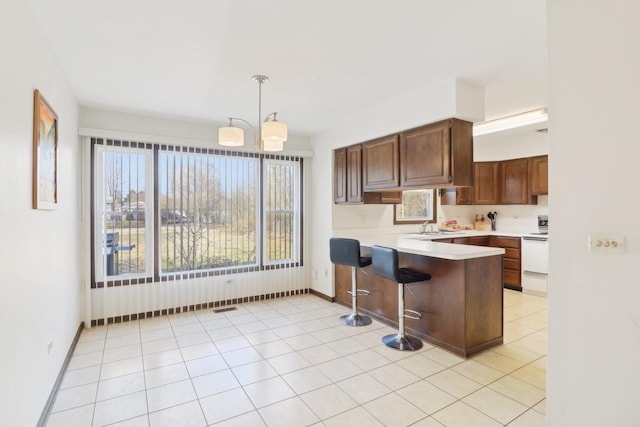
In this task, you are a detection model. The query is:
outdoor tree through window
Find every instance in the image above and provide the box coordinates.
[92,138,302,285]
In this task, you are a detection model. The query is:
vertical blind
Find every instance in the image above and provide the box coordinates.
[92,138,302,287]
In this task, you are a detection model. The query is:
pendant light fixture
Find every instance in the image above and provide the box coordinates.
[218,75,288,151]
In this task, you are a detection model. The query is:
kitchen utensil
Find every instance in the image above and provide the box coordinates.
[488,212,497,230]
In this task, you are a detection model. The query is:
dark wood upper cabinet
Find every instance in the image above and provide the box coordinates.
[333,144,363,204]
[334,147,347,203]
[529,155,548,195]
[362,135,400,190]
[346,144,364,203]
[440,187,473,205]
[334,144,401,205]
[501,158,531,204]
[400,119,473,188]
[474,162,500,205]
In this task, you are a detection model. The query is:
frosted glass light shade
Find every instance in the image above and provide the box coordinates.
[262,139,284,151]
[218,126,244,146]
[261,121,287,143]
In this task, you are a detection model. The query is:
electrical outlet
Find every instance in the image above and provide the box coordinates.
[324,268,328,278]
[47,339,53,354]
[588,234,626,253]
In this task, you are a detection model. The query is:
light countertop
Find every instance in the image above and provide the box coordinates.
[333,231,506,261]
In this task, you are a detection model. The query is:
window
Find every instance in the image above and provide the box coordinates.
[393,189,436,224]
[92,138,302,286]
[263,158,301,265]
[93,141,154,281]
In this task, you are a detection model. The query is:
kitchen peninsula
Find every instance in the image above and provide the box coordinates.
[333,234,505,356]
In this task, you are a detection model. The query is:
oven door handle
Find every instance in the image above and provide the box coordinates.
[523,237,548,242]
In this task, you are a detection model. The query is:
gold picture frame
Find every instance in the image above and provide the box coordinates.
[33,89,58,210]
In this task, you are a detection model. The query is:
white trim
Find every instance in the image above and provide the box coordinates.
[79,127,315,158]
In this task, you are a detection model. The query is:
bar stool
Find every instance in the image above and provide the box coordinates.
[329,238,372,326]
[371,245,431,351]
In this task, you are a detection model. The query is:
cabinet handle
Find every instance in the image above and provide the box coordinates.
[523,270,548,277]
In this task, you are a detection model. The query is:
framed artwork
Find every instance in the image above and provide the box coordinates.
[393,189,436,224]
[33,89,58,210]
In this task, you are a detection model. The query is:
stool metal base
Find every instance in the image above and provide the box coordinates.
[340,313,372,326]
[382,333,423,351]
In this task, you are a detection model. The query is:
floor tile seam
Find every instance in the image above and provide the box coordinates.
[100,412,149,427]
[296,385,362,422]
[483,376,546,407]
[531,399,546,415]
[138,334,155,426]
[483,346,541,369]
[470,357,521,375]
[46,402,96,424]
[514,354,547,371]
[489,348,543,366]
[103,339,144,353]
[423,374,484,401]
[460,385,532,425]
[506,371,546,391]
[361,389,430,425]
[68,350,107,372]
[89,334,110,425]
[449,365,509,386]
[437,397,521,427]
[507,340,546,357]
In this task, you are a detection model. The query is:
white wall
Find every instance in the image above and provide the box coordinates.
[79,108,314,323]
[310,79,484,296]
[0,1,81,425]
[547,1,640,425]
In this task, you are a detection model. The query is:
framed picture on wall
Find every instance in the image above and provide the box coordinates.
[393,189,436,224]
[33,89,58,210]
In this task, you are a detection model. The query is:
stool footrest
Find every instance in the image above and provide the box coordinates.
[403,309,422,320]
[347,289,370,296]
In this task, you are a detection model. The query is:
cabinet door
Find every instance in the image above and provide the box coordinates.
[363,135,399,190]
[530,155,548,195]
[452,237,469,245]
[501,158,529,204]
[457,187,473,204]
[334,148,347,204]
[400,121,451,187]
[468,236,490,246]
[440,187,473,205]
[346,144,363,203]
[474,162,500,204]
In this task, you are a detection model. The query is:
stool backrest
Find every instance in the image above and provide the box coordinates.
[371,245,400,283]
[329,238,362,267]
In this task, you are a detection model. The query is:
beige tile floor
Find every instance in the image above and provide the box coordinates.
[46,289,547,427]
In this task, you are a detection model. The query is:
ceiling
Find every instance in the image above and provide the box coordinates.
[26,0,547,136]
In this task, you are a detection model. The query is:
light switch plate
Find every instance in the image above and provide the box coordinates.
[588,234,626,253]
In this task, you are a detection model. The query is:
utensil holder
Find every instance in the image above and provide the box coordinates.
[490,219,496,231]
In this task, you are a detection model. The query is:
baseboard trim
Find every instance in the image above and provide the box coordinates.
[37,322,84,427]
[309,288,334,302]
[91,288,311,326]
